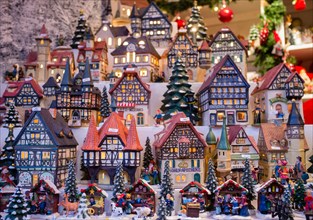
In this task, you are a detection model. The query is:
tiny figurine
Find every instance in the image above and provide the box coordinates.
[89,197,96,206]
[230,197,240,215]
[275,160,282,180]
[38,195,47,214]
[151,167,159,185]
[239,192,250,217]
[294,156,305,179]
[258,191,269,214]
[134,195,142,204]
[124,193,133,214]
[110,202,123,217]
[305,190,313,211]
[134,207,151,218]
[275,104,284,119]
[214,193,223,215]
[279,160,289,184]
[141,169,150,183]
[58,194,79,216]
[252,100,265,124]
[165,194,174,216]
[153,109,163,126]
[223,194,231,215]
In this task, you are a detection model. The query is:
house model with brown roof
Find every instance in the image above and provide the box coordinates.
[153,112,207,188]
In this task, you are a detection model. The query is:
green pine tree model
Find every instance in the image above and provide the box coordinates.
[206,159,218,211]
[64,160,79,202]
[160,57,199,124]
[241,159,256,209]
[156,197,167,220]
[71,11,88,49]
[282,187,294,219]
[112,163,125,202]
[100,86,111,118]
[3,104,22,128]
[160,160,174,216]
[143,137,154,169]
[293,179,306,211]
[5,187,29,220]
[76,193,91,219]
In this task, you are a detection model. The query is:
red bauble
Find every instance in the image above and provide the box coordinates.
[175,17,186,29]
[218,7,234,23]
[294,0,306,10]
[260,24,269,45]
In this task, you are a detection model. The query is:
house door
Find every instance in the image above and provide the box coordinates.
[210,114,216,126]
[194,173,200,183]
[72,110,80,121]
[227,112,235,125]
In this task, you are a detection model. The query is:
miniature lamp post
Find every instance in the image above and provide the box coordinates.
[184,91,195,124]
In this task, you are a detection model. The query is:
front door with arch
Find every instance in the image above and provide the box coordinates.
[194,173,200,183]
[98,170,110,184]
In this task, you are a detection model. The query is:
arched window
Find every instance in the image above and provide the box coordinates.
[137,113,144,125]
[108,37,112,46]
[117,38,122,46]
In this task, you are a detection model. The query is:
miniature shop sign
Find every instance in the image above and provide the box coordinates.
[269,97,288,105]
[171,167,201,172]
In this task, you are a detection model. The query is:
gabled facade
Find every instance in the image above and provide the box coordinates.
[153,112,207,188]
[209,27,247,78]
[109,68,151,126]
[55,59,101,127]
[42,76,60,97]
[82,113,143,184]
[14,108,78,188]
[3,78,43,107]
[197,55,250,126]
[251,63,304,123]
[111,36,160,82]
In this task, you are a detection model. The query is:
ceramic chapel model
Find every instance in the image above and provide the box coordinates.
[153,112,207,188]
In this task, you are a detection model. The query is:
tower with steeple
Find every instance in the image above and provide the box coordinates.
[216,117,231,177]
[35,24,51,82]
[84,26,95,59]
[204,126,217,179]
[130,3,141,36]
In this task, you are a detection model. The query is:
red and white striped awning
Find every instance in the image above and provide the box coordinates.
[117,102,135,108]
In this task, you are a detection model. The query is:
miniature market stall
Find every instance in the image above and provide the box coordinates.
[256,178,284,214]
[126,179,156,213]
[214,179,248,196]
[30,179,60,214]
[81,183,108,215]
[0,184,16,212]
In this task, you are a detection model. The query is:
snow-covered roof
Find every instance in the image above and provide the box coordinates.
[256,178,284,193]
[45,179,60,194]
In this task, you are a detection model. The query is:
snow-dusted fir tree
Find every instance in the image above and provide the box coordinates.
[71,11,88,49]
[186,0,207,43]
[160,160,174,216]
[206,159,218,211]
[294,179,306,210]
[112,163,125,202]
[0,124,17,185]
[282,187,294,219]
[3,104,22,128]
[160,57,199,124]
[241,159,256,209]
[76,193,90,219]
[143,137,154,169]
[64,160,79,202]
[100,86,111,118]
[156,197,167,220]
[5,187,29,220]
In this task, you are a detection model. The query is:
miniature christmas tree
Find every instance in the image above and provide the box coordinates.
[71,10,88,49]
[241,159,256,209]
[0,124,17,185]
[100,86,111,118]
[112,163,125,202]
[160,160,174,216]
[64,160,79,202]
[294,179,306,210]
[5,187,29,220]
[143,137,154,169]
[206,159,218,211]
[76,193,90,219]
[160,57,199,124]
[156,197,167,220]
[282,187,294,219]
[186,0,207,43]
[308,154,313,173]
[3,104,22,128]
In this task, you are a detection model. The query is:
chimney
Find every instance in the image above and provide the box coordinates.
[49,100,57,119]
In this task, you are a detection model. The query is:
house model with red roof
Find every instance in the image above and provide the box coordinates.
[82,113,143,185]
[109,67,151,126]
[257,101,308,181]
[251,63,304,123]
[153,112,207,188]
[24,24,75,83]
[197,55,250,126]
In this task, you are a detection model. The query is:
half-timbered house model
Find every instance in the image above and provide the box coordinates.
[129,1,172,49]
[126,179,156,213]
[153,112,207,188]
[13,107,78,188]
[257,101,308,181]
[42,77,60,97]
[197,55,250,126]
[24,24,75,83]
[111,35,160,82]
[82,113,143,184]
[251,63,304,123]
[77,27,108,81]
[56,59,101,127]
[179,181,211,208]
[81,183,108,215]
[209,27,247,78]
[256,178,284,214]
[3,77,43,107]
[109,66,151,126]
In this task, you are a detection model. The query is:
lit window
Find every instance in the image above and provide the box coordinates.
[103,26,108,31]
[108,37,112,46]
[144,56,148,62]
[33,119,39,124]
[128,96,133,101]
[42,152,50,159]
[122,57,126,63]
[52,57,58,62]
[101,152,106,158]
[97,37,102,42]
[119,152,123,159]
[117,97,122,101]
[139,68,148,77]
[237,111,247,122]
[51,69,55,74]
[40,39,44,45]
[123,41,129,46]
[126,9,131,16]
[21,151,28,159]
[217,112,224,121]
[113,139,118,144]
[140,96,145,101]
[117,38,122,46]
[137,113,144,125]
[62,57,67,62]
[176,175,181,182]
[40,64,44,69]
[31,133,35,139]
[116,70,123,77]
[35,133,40,139]
[114,58,119,64]
[126,114,132,122]
[136,56,140,62]
[189,147,196,153]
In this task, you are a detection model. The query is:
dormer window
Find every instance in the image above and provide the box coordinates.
[103,26,107,31]
[52,57,58,62]
[62,57,67,62]
[123,41,129,46]
[58,131,64,138]
[280,139,287,147]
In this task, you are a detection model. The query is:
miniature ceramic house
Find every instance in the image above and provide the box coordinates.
[209,27,247,78]
[126,179,156,213]
[197,55,250,126]
[111,35,160,82]
[109,68,151,126]
[179,181,211,208]
[77,27,108,81]
[42,77,60,97]
[3,78,43,107]
[257,101,308,181]
[251,63,304,123]
[82,113,143,184]
[153,112,207,188]
[55,59,101,127]
[81,183,108,215]
[13,107,78,188]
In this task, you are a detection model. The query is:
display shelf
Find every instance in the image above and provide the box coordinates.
[286,43,313,61]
